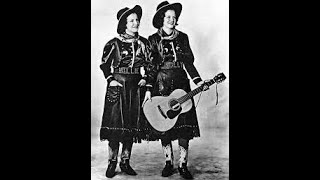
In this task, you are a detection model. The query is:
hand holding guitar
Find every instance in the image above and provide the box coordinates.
[142,90,151,107]
[143,72,226,132]
[196,80,210,91]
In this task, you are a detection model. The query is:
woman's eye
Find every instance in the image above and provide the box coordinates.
[165,16,175,20]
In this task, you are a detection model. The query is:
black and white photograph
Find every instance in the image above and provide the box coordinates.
[91,0,229,179]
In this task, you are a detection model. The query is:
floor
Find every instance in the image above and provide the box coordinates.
[91,127,229,180]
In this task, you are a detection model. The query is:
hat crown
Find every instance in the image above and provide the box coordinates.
[117,7,130,20]
[156,1,170,11]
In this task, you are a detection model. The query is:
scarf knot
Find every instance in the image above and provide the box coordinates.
[118,33,140,43]
[117,33,148,68]
[157,28,179,62]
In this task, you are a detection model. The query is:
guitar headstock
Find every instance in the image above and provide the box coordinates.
[213,72,226,84]
[202,72,226,87]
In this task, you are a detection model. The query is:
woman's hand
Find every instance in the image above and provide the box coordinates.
[196,80,210,91]
[109,80,123,87]
[142,91,152,107]
[138,79,146,87]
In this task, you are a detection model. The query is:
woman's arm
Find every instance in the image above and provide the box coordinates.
[145,36,161,92]
[179,34,203,85]
[100,40,116,85]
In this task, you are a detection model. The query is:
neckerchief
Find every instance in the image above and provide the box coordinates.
[118,33,140,43]
[117,33,147,67]
[157,28,179,59]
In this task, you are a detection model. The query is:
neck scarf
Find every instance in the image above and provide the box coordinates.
[118,32,140,43]
[117,33,147,67]
[157,28,179,61]
[157,28,179,40]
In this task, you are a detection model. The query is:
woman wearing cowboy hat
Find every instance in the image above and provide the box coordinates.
[99,5,153,178]
[142,1,209,179]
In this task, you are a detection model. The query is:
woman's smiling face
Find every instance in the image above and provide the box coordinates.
[163,10,176,29]
[126,13,140,34]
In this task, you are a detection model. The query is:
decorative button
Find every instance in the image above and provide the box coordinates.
[122,50,128,55]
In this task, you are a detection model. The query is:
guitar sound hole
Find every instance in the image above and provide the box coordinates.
[168,99,180,111]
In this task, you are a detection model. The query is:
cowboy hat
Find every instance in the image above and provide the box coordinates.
[152,1,182,29]
[117,5,142,34]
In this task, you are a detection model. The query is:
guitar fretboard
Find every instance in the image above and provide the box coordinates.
[177,79,216,104]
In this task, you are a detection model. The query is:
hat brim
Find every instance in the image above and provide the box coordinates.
[117,5,142,34]
[152,3,182,29]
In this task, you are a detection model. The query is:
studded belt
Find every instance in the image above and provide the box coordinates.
[114,67,140,74]
[160,61,183,70]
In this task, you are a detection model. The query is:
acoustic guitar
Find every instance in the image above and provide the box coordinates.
[143,72,226,132]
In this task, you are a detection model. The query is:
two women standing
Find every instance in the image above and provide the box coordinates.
[99,1,207,179]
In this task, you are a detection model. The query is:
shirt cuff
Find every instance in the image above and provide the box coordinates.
[192,77,202,85]
[106,75,115,84]
[146,84,152,91]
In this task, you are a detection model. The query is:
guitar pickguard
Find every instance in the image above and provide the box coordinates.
[143,72,226,132]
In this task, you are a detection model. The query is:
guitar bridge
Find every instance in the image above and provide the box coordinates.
[157,105,167,119]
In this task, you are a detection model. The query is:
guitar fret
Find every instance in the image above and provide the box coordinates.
[176,72,227,104]
[143,73,225,132]
[177,79,216,104]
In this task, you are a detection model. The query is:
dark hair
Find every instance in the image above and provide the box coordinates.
[155,9,179,29]
[118,20,127,34]
[118,13,140,34]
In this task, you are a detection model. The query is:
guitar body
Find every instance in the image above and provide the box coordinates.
[143,89,193,132]
[143,72,226,132]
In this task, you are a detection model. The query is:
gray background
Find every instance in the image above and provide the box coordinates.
[91,0,229,179]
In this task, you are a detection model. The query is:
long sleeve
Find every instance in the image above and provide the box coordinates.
[178,34,202,85]
[145,36,161,91]
[100,40,115,83]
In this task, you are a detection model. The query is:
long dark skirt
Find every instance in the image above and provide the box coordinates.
[100,73,147,143]
[146,68,201,141]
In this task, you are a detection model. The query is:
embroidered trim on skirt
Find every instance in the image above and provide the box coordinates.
[100,73,147,143]
[146,68,201,141]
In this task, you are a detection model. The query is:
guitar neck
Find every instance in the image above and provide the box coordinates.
[177,79,216,104]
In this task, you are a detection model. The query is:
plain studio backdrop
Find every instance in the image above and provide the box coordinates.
[91,0,229,144]
[91,0,229,179]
